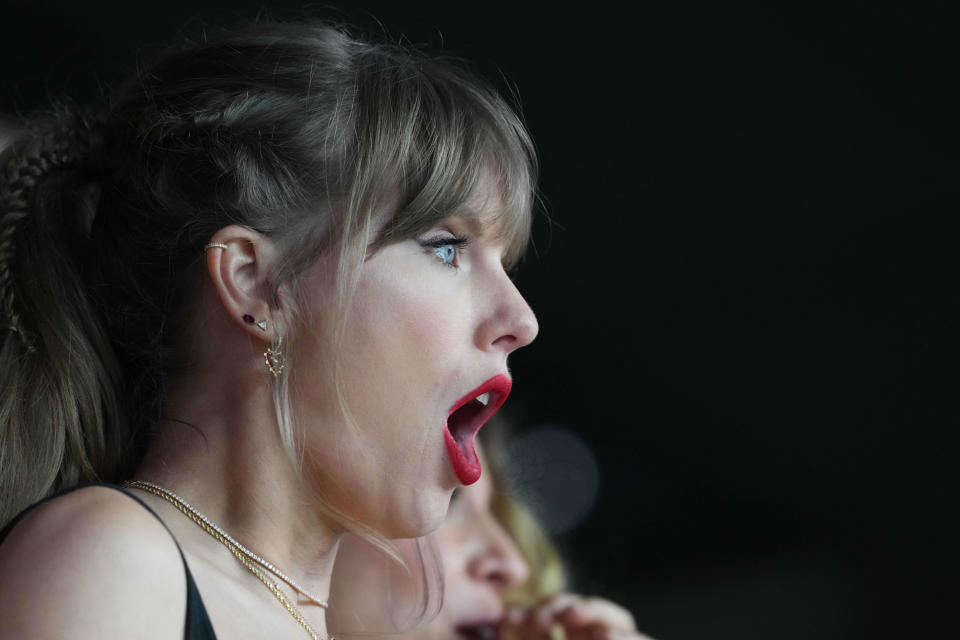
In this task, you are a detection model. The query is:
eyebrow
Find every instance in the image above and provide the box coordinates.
[448,211,521,270]
[451,213,486,237]
[451,204,510,240]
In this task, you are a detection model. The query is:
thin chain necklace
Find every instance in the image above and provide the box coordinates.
[124,480,331,640]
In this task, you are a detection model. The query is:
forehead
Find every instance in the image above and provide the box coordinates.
[452,177,527,263]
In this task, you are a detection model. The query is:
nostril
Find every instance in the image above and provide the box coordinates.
[491,334,519,350]
[484,558,529,591]
[486,572,508,588]
[492,310,537,353]
[480,565,515,591]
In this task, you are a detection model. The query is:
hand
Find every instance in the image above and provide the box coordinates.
[503,593,655,640]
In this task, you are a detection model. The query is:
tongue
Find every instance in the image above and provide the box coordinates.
[444,400,484,484]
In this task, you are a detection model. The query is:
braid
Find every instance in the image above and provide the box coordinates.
[0,112,129,525]
[0,121,90,351]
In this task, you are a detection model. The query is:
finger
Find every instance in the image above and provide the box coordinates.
[502,606,552,640]
[555,597,637,632]
[529,594,585,630]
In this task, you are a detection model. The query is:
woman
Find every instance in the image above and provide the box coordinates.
[0,20,538,639]
[329,431,654,640]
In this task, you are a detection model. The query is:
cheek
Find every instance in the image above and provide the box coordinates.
[292,251,481,536]
[352,270,453,349]
[297,271,463,529]
[434,519,472,578]
[345,267,468,405]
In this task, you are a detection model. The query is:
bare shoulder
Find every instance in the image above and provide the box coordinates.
[0,486,187,640]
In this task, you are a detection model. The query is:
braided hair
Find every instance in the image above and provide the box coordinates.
[0,112,132,522]
[1,117,92,348]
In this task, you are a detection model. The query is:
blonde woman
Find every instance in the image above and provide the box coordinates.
[0,20,538,640]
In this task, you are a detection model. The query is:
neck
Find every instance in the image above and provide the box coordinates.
[134,364,341,607]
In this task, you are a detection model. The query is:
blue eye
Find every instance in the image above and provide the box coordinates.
[420,234,470,269]
[434,243,457,266]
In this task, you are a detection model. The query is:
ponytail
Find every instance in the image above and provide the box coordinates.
[0,114,132,526]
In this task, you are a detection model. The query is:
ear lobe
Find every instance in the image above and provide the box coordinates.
[204,225,285,342]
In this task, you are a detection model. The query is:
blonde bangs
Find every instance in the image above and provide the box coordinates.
[354,49,538,267]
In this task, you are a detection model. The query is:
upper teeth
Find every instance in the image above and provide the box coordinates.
[476,392,490,406]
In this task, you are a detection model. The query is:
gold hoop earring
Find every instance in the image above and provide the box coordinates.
[264,337,285,377]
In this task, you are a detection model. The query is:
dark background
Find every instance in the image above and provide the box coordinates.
[3,2,958,638]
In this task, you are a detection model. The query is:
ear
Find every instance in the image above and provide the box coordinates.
[204,225,287,343]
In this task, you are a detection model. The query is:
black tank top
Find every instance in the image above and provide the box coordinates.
[0,484,218,639]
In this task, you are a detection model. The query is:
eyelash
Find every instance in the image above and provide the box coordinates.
[419,234,471,269]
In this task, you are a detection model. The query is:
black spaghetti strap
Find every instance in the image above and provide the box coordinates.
[105,486,218,640]
[0,484,218,640]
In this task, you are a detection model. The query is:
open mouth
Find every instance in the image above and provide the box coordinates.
[444,374,512,485]
[455,622,501,640]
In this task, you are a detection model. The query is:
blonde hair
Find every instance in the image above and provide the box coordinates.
[481,425,568,603]
[0,21,538,532]
[492,481,569,603]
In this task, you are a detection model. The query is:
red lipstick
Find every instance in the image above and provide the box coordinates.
[444,374,512,485]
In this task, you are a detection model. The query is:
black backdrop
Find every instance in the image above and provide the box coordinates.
[3,2,958,638]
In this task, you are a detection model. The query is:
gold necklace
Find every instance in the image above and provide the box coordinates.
[124,480,331,640]
[125,480,329,608]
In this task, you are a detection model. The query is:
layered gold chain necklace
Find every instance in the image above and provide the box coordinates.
[124,480,331,640]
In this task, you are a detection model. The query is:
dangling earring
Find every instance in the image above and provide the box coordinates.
[264,337,285,377]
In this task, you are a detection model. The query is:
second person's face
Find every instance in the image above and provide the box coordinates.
[420,456,531,640]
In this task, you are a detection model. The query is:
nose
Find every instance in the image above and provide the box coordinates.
[476,270,539,353]
[467,515,531,591]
